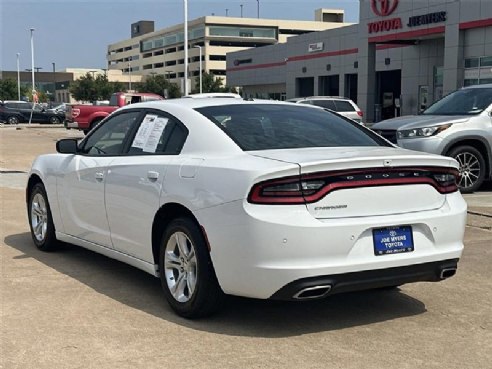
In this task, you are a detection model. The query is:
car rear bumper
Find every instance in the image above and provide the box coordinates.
[65,121,79,129]
[195,191,466,299]
[270,258,459,300]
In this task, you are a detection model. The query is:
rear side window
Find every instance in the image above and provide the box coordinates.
[196,104,387,151]
[333,100,356,112]
[127,113,188,155]
[311,100,337,110]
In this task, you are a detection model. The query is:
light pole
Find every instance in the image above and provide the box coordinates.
[240,4,243,18]
[52,62,56,103]
[16,53,21,101]
[29,28,35,95]
[184,0,189,96]
[257,0,260,18]
[194,45,203,94]
[29,28,35,124]
[225,8,229,16]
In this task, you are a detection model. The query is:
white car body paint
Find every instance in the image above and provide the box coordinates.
[27,98,467,300]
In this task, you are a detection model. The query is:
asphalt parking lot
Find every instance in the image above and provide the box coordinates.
[1,125,491,369]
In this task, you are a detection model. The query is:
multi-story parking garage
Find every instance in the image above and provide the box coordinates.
[106,9,351,88]
[226,0,492,122]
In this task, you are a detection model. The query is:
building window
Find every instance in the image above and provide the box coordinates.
[481,56,492,67]
[209,26,276,39]
[209,55,226,61]
[209,69,226,76]
[154,50,164,56]
[154,62,164,69]
[464,55,492,86]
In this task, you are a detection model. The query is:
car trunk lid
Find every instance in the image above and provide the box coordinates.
[250,147,457,218]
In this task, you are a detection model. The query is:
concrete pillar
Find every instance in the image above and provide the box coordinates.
[339,73,346,98]
[313,76,319,96]
[443,23,464,95]
[357,42,377,122]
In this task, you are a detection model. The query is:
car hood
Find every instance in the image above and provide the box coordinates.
[372,115,471,130]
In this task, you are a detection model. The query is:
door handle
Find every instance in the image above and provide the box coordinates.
[147,171,159,181]
[95,172,104,181]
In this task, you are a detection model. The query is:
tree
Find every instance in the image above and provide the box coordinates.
[0,79,31,101]
[0,79,19,100]
[69,73,98,102]
[139,74,181,98]
[193,72,226,93]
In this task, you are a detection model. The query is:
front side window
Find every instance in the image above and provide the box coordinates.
[196,104,387,151]
[80,111,141,155]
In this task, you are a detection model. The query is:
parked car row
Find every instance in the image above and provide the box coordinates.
[0,101,65,124]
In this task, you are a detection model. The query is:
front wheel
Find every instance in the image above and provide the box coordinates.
[28,183,57,251]
[159,218,224,318]
[447,145,486,193]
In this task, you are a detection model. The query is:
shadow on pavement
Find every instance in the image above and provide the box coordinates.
[5,232,427,338]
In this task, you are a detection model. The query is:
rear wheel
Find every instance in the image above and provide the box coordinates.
[7,116,19,125]
[447,145,486,193]
[159,218,224,318]
[28,183,57,251]
[49,116,61,124]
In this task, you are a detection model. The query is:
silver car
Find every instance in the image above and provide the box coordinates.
[372,84,492,193]
[287,96,364,124]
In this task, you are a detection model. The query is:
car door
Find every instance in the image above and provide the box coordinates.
[105,110,188,262]
[57,110,143,247]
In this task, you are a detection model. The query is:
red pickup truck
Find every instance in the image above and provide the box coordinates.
[65,92,164,134]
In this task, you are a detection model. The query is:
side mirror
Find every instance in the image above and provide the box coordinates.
[56,138,78,154]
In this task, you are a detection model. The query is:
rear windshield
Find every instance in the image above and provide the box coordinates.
[196,104,387,151]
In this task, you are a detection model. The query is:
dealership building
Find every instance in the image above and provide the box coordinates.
[106,10,350,88]
[226,0,492,122]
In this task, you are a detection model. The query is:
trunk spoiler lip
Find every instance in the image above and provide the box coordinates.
[248,166,460,205]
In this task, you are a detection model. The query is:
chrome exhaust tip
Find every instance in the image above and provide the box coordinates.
[440,268,457,280]
[293,285,332,300]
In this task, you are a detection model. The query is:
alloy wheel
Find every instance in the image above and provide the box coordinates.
[164,231,197,303]
[455,151,481,190]
[31,193,48,242]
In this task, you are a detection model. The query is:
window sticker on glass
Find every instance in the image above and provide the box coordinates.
[143,116,169,153]
[132,114,158,149]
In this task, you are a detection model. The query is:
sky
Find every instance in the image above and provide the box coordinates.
[0,0,359,72]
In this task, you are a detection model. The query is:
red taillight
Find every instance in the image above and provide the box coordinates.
[248,176,315,204]
[357,110,364,117]
[248,167,459,205]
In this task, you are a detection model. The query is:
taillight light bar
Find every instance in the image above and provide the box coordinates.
[357,111,364,117]
[248,167,460,205]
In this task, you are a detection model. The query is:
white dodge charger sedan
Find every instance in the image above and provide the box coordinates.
[27,98,467,318]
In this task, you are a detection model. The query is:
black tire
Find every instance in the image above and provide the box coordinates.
[7,116,19,125]
[28,183,58,251]
[447,145,486,193]
[159,218,224,318]
[49,116,61,124]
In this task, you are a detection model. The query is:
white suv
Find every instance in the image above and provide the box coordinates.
[287,96,364,124]
[372,84,492,193]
